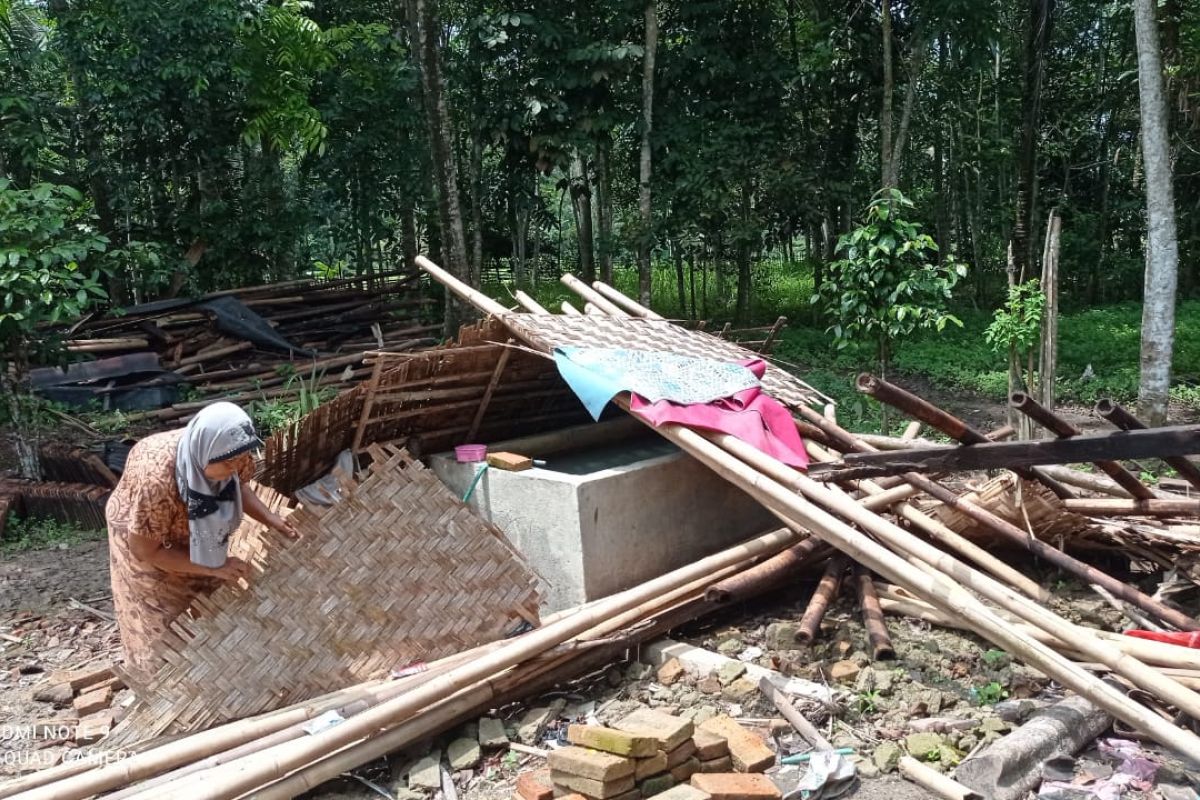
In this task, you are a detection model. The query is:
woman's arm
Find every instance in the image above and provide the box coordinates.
[241,483,299,539]
[128,535,251,581]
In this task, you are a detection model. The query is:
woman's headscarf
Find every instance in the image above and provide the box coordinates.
[175,402,261,568]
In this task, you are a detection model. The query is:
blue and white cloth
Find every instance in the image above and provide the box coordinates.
[552,346,760,420]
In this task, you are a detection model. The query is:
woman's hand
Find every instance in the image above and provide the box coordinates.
[211,556,253,583]
[267,513,300,540]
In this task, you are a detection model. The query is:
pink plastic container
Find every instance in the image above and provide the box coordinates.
[455,444,488,463]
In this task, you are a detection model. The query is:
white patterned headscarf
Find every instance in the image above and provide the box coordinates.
[175,402,261,568]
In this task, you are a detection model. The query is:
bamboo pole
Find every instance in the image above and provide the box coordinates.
[899,756,982,800]
[560,274,630,317]
[590,281,664,319]
[855,567,895,661]
[797,404,1198,632]
[561,301,582,316]
[875,590,1200,671]
[1010,392,1156,500]
[796,556,846,644]
[1096,399,1200,492]
[513,291,549,315]
[1064,498,1200,516]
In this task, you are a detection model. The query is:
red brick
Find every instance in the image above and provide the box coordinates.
[690,773,781,800]
[636,750,669,780]
[697,756,733,774]
[72,685,113,717]
[693,730,729,761]
[614,709,694,752]
[697,716,775,772]
[547,747,635,782]
[658,658,687,686]
[665,740,697,769]
[550,770,636,799]
[670,757,700,783]
[568,723,659,757]
[517,768,555,800]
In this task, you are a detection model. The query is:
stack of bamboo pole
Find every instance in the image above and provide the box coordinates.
[414,256,1200,756]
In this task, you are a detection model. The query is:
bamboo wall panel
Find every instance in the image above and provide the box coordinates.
[110,447,540,743]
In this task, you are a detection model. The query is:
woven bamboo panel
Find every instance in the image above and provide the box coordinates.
[110,446,539,743]
[260,319,588,494]
[927,473,1092,543]
[0,480,111,532]
[259,383,366,493]
[500,314,823,409]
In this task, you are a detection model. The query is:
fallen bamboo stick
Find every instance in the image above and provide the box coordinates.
[1064,497,1200,517]
[855,567,895,661]
[899,756,982,800]
[796,556,846,644]
[758,676,833,751]
[1011,392,1156,501]
[589,281,664,319]
[560,275,629,317]
[797,404,1198,632]
[1097,399,1200,493]
[643,412,1200,755]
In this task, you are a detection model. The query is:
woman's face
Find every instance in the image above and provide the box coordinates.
[203,459,239,482]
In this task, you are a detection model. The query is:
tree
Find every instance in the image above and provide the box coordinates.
[1134,0,1181,426]
[406,0,472,334]
[816,190,966,425]
[0,179,108,476]
[636,0,657,308]
[1010,0,1054,279]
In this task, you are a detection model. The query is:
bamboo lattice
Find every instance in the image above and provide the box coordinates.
[110,446,540,743]
[500,314,824,409]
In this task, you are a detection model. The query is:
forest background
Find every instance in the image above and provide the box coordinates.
[2,0,1200,432]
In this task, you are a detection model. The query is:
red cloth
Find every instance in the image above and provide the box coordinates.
[1125,629,1200,649]
[629,359,810,469]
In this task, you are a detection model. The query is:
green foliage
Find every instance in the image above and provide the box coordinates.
[815,190,966,375]
[973,681,1008,706]
[237,0,332,154]
[985,280,1046,357]
[1,516,105,554]
[854,689,881,715]
[247,365,334,434]
[0,179,108,364]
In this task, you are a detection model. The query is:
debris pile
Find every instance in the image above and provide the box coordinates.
[30,270,439,422]
[5,259,1200,800]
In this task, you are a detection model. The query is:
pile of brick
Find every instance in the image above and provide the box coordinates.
[30,662,123,744]
[517,709,781,800]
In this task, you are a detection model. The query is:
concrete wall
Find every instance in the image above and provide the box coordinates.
[430,438,776,614]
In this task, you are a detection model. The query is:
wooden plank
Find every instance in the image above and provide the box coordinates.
[466,344,513,443]
[809,424,1200,480]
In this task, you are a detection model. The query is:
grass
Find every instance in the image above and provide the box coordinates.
[1,516,106,555]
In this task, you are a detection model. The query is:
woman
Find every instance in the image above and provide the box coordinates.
[106,401,297,683]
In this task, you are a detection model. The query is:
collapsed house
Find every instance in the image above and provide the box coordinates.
[4,258,1200,800]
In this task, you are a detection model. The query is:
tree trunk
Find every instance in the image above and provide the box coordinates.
[595,135,614,285]
[1039,209,1061,413]
[673,242,686,315]
[1134,0,1181,426]
[637,0,659,308]
[407,0,472,335]
[468,128,485,287]
[1011,0,1054,280]
[400,199,418,268]
[879,0,895,190]
[688,250,697,320]
[568,153,596,283]
[735,181,753,323]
